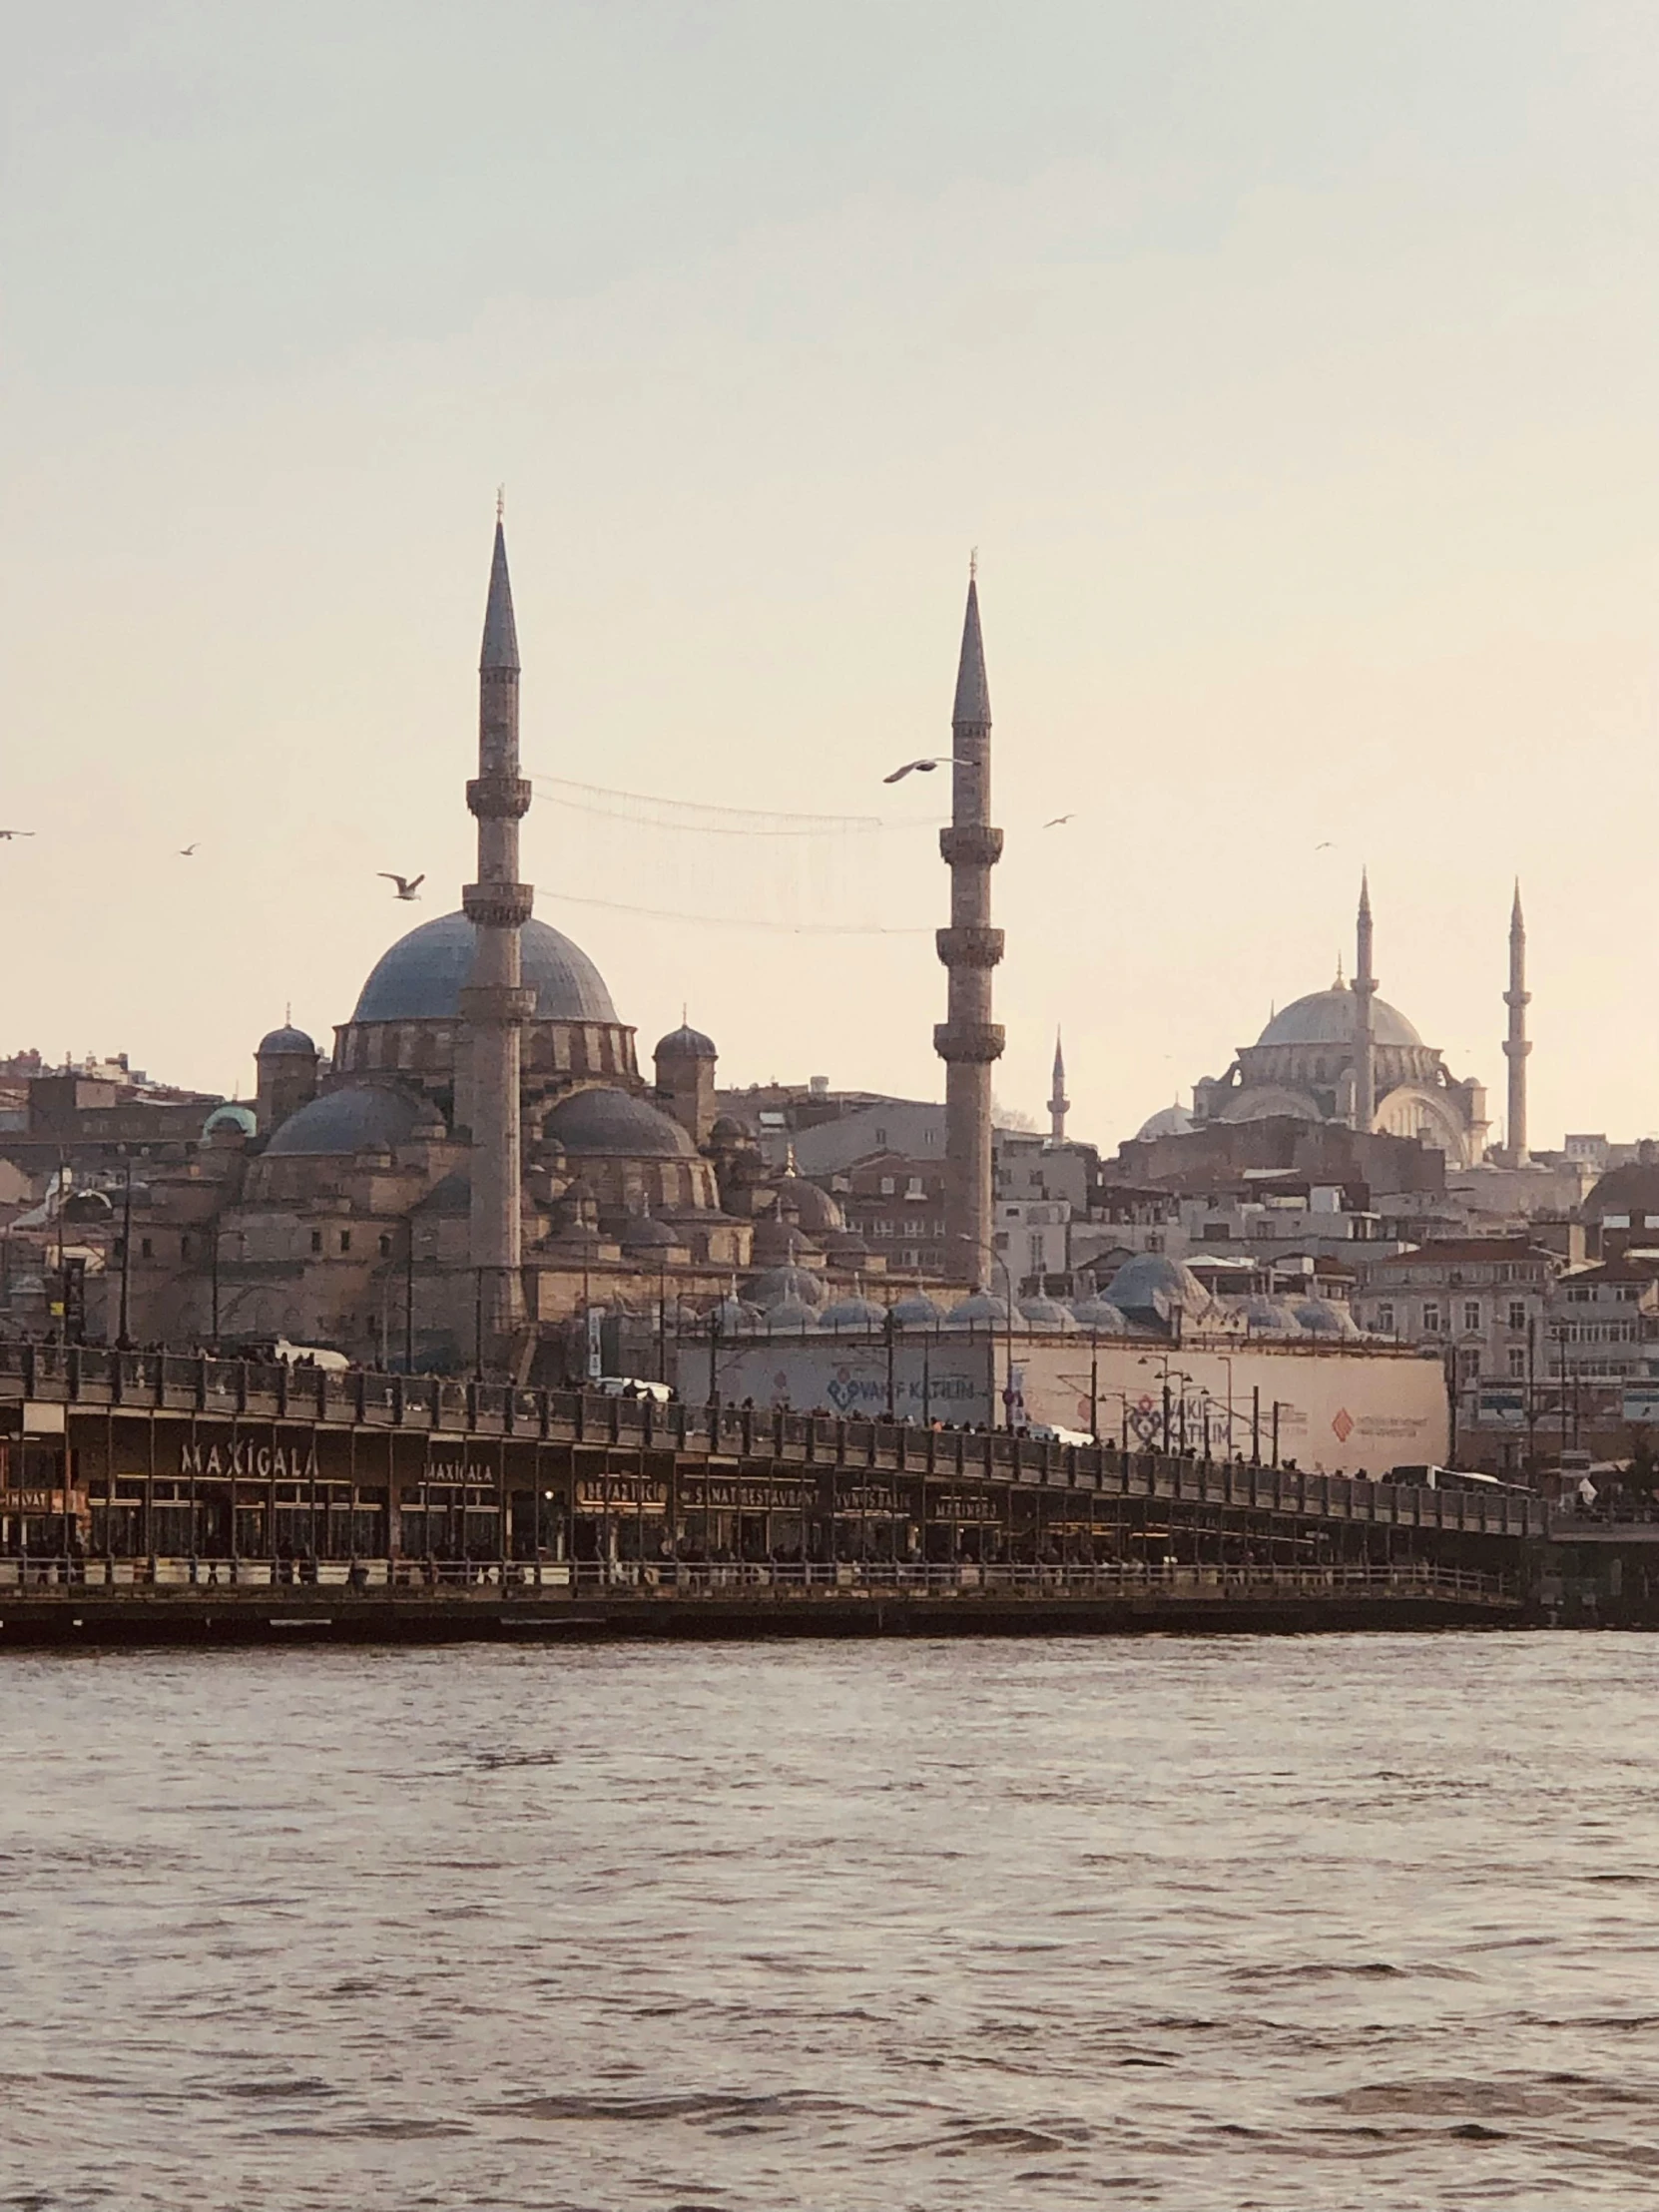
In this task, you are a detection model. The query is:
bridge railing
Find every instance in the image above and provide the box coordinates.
[0,1556,1518,1605]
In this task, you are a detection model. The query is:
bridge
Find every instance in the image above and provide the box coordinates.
[0,1342,1538,1642]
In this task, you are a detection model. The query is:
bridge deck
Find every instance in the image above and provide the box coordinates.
[0,1345,1541,1539]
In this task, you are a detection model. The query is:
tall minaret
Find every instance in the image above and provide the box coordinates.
[1503,879,1530,1165]
[461,510,536,1365]
[1048,1030,1069,1144]
[1353,869,1377,1133]
[933,565,1004,1286]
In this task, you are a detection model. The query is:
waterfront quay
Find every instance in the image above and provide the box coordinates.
[0,1343,1537,1644]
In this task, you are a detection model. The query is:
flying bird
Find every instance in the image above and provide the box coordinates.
[178,843,199,856]
[1043,814,1076,829]
[883,758,944,785]
[1315,840,1335,850]
[0,830,35,840]
[379,872,425,900]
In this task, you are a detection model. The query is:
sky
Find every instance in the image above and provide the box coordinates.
[2,1,1657,1150]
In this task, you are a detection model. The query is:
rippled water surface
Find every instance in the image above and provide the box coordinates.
[4,1634,1659,2209]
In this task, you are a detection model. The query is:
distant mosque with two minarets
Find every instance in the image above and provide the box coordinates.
[1137,874,1532,1172]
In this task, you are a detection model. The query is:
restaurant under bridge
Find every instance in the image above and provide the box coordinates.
[0,1346,1539,1641]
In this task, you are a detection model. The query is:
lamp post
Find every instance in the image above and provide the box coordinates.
[1217,1353,1236,1458]
[117,1155,134,1350]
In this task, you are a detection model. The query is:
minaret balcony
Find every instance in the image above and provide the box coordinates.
[467,776,534,821]
[935,926,1005,969]
[462,882,535,928]
[938,826,1003,867]
[934,1019,1006,1065]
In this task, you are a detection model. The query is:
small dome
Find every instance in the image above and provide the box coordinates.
[620,1215,680,1252]
[946,1289,1011,1329]
[1256,987,1420,1050]
[823,1229,870,1262]
[709,1114,755,1144]
[1070,1296,1130,1334]
[257,1024,315,1058]
[1293,1296,1362,1339]
[543,1088,696,1159]
[655,1021,717,1060]
[1018,1295,1076,1332]
[772,1174,844,1236]
[762,1296,820,1331]
[707,1294,762,1334]
[353,911,617,1024]
[891,1290,943,1329]
[1102,1253,1214,1326]
[752,1216,822,1264]
[1135,1102,1193,1141]
[745,1264,827,1311]
[819,1295,887,1331]
[204,1102,258,1139]
[266,1083,423,1158]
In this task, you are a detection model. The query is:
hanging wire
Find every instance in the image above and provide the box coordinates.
[526,773,940,936]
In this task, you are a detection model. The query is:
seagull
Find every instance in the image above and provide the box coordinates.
[178,842,199,856]
[1315,840,1335,850]
[1043,814,1076,829]
[379,872,425,900]
[0,830,35,840]
[883,758,945,785]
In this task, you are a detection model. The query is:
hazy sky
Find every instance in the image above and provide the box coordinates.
[3,2,1656,1150]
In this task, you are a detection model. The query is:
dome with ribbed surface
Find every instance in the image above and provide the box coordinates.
[352,911,616,1024]
[655,1022,716,1060]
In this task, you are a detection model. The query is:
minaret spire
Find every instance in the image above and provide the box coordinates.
[1352,868,1377,1133]
[462,509,536,1365]
[1048,1029,1069,1144]
[1503,877,1530,1165]
[934,565,1004,1289]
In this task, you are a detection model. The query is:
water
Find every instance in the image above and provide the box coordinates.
[2,1635,1658,2211]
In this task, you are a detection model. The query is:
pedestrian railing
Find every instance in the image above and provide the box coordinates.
[0,1556,1519,1604]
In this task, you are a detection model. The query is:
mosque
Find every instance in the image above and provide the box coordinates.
[1139,875,1528,1173]
[106,519,963,1370]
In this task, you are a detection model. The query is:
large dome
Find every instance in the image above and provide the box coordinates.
[1256,986,1420,1051]
[352,911,617,1024]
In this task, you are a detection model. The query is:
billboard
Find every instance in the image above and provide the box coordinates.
[674,1335,1447,1473]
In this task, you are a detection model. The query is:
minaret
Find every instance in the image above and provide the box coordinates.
[461,510,536,1365]
[1353,870,1377,1133]
[933,565,1004,1285]
[1503,879,1530,1165]
[1048,1030,1069,1144]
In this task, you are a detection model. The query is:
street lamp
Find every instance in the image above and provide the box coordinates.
[1217,1353,1236,1458]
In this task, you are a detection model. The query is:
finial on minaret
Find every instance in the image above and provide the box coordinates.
[480,507,520,672]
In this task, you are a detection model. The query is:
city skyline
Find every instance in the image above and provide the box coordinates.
[4,4,1657,1146]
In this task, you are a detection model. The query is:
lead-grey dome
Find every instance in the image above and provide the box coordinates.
[543,1088,695,1158]
[655,1022,716,1059]
[1256,987,1420,1050]
[266,1083,423,1157]
[257,1024,316,1057]
[352,911,617,1024]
